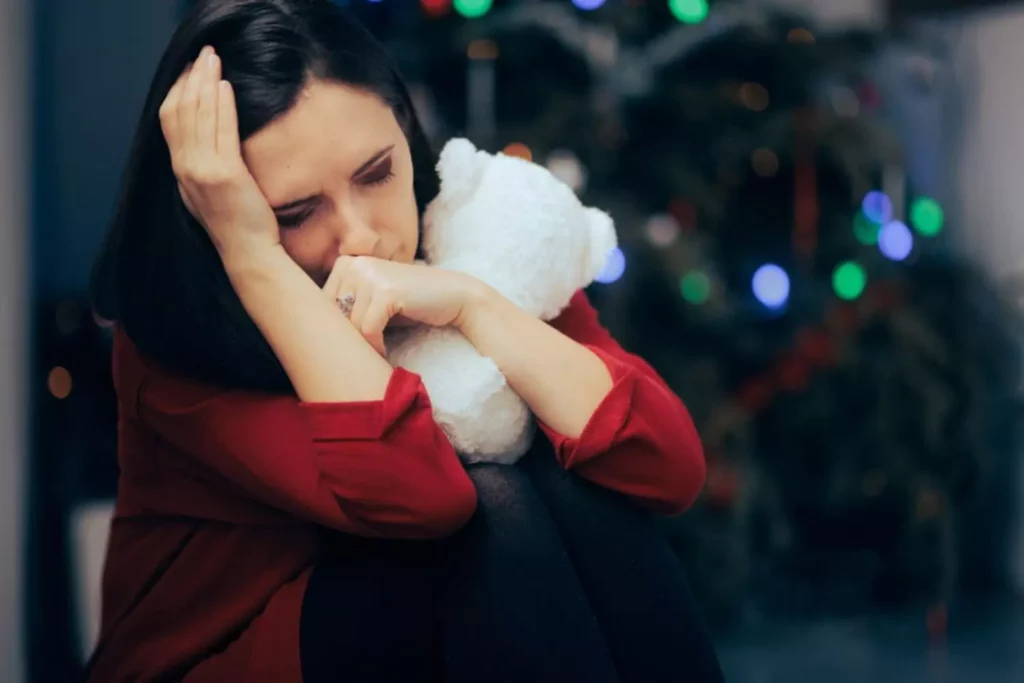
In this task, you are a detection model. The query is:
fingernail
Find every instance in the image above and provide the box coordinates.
[208,51,218,68]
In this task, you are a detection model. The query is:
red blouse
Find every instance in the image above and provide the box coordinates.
[86,290,705,683]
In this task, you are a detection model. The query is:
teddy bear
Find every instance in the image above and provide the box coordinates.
[384,138,618,464]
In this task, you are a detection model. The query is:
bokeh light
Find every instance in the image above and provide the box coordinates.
[861,191,893,225]
[832,261,867,301]
[453,0,492,18]
[752,264,790,309]
[910,196,944,237]
[668,0,709,24]
[879,220,914,261]
[680,271,711,304]
[595,247,626,284]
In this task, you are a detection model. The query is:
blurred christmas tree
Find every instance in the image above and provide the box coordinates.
[379,0,1024,629]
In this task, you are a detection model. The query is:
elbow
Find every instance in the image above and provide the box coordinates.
[653,439,707,517]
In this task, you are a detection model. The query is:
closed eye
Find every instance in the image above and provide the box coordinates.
[357,155,394,187]
[276,205,315,228]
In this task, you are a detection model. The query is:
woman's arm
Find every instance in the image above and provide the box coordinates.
[117,328,476,538]
[456,287,706,515]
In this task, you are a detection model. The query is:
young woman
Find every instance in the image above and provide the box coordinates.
[85,1,722,681]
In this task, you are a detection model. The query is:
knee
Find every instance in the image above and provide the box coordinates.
[466,464,536,511]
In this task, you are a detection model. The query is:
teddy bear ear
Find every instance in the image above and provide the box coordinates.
[436,138,485,205]
[584,207,618,282]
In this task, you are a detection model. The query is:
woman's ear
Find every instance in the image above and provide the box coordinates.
[436,137,486,207]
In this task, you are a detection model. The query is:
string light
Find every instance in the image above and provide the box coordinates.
[680,271,711,304]
[832,261,866,301]
[420,0,450,16]
[879,220,913,261]
[739,82,769,111]
[752,264,789,309]
[572,0,606,10]
[751,148,779,177]
[48,367,73,399]
[502,142,532,161]
[668,0,709,24]
[454,0,492,19]
[645,214,681,247]
[546,149,587,193]
[861,191,893,225]
[910,196,944,237]
[853,210,881,245]
[595,247,626,284]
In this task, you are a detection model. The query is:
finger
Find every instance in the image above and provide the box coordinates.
[179,46,211,144]
[323,256,351,299]
[217,79,240,156]
[160,63,193,148]
[196,51,221,149]
[360,296,392,356]
[347,282,372,330]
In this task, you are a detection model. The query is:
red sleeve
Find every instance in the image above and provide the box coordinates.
[113,328,477,539]
[543,291,706,515]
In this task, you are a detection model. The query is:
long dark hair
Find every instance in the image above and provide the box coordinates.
[91,0,439,393]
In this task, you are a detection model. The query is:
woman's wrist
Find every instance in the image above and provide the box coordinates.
[453,278,504,334]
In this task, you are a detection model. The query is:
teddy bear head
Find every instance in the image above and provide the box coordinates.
[420,138,617,320]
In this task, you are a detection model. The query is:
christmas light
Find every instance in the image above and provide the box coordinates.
[668,0,709,24]
[502,142,532,161]
[420,0,450,16]
[853,210,881,245]
[909,196,944,237]
[680,271,711,304]
[752,264,789,309]
[861,191,892,225]
[878,220,913,261]
[454,0,492,19]
[595,247,625,284]
[645,214,680,247]
[572,0,606,10]
[546,149,587,193]
[832,261,866,301]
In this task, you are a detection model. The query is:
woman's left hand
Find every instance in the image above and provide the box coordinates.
[322,256,486,355]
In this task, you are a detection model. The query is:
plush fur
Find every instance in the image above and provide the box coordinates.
[385,138,617,464]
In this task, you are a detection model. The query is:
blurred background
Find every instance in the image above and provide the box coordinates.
[4,0,1024,680]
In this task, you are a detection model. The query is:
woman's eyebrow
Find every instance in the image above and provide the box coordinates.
[351,144,395,178]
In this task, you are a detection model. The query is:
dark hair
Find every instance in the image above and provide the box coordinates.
[91,0,439,393]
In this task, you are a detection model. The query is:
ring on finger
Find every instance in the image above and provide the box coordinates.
[336,293,356,317]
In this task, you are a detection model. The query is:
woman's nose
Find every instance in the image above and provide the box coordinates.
[332,209,380,258]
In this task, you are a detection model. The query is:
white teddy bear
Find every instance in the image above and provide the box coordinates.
[385,138,618,464]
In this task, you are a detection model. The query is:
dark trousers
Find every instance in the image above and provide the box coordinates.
[300,447,724,683]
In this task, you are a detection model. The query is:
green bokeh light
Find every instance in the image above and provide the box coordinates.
[910,197,944,237]
[453,0,492,19]
[853,211,881,245]
[668,0,709,24]
[680,271,711,304]
[832,261,867,301]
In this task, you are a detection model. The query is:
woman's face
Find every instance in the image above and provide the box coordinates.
[241,79,420,286]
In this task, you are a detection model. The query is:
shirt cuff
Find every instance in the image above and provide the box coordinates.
[538,345,637,468]
[299,368,430,442]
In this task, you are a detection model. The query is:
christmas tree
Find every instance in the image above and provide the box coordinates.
[380,0,1024,628]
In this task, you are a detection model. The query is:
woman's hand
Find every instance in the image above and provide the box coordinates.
[323,257,486,355]
[159,45,280,263]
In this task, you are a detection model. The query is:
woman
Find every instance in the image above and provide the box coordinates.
[86,1,722,682]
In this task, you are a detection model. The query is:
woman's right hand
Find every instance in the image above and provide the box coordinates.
[159,46,280,263]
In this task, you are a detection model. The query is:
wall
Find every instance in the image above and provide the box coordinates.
[1,0,28,678]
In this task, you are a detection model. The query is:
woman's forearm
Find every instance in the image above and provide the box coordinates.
[222,245,394,402]
[456,285,613,438]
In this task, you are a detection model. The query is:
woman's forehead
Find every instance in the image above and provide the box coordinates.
[241,81,399,202]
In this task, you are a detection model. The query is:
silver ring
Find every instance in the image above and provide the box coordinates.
[336,293,356,317]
